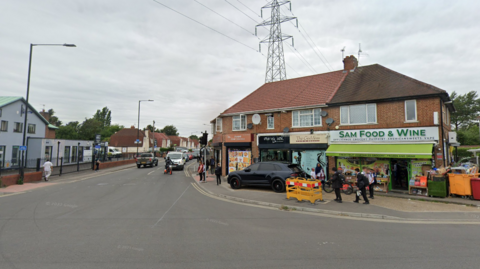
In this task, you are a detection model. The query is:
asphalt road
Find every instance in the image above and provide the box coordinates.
[1,161,479,269]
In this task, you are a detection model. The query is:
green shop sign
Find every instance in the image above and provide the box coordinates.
[330,127,439,143]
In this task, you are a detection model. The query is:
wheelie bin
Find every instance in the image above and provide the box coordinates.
[428,175,447,198]
[448,173,479,199]
[471,178,480,201]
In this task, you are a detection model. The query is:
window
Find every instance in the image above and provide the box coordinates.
[13,122,23,133]
[72,146,77,162]
[292,109,322,127]
[11,146,20,166]
[340,104,377,125]
[0,121,7,132]
[259,163,276,171]
[267,116,274,129]
[246,163,260,171]
[0,145,5,169]
[232,115,246,131]
[64,146,70,163]
[405,100,417,122]
[0,109,2,117]
[216,118,222,132]
[28,124,36,134]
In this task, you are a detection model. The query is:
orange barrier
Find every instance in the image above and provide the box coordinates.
[286,178,323,204]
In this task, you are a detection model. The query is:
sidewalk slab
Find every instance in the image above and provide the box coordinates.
[0,182,57,194]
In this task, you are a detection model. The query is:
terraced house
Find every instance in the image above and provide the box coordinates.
[211,56,455,192]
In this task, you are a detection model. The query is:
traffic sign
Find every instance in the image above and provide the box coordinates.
[19,146,27,151]
[95,145,101,149]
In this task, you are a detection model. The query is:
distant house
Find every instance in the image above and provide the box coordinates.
[109,126,153,154]
[153,132,171,148]
[0,96,58,168]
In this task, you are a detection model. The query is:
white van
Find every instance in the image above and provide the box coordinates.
[108,147,122,158]
[166,152,185,170]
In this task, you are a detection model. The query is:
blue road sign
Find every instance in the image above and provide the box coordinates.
[95,145,101,149]
[19,146,27,151]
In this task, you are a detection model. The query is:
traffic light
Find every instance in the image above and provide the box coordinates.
[200,132,208,145]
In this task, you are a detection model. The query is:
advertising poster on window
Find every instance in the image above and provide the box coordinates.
[292,150,327,173]
[411,160,431,177]
[361,160,390,177]
[228,149,251,172]
[336,158,361,175]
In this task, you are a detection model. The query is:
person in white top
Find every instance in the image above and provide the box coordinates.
[310,168,316,179]
[367,168,375,199]
[43,159,53,181]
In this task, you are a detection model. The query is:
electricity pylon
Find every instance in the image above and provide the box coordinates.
[256,0,297,83]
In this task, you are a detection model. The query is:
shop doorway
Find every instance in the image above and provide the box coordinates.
[391,159,409,190]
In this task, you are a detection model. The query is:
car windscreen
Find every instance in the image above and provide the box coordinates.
[140,153,152,157]
[168,153,182,159]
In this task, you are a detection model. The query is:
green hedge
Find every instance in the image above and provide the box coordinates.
[454,148,479,158]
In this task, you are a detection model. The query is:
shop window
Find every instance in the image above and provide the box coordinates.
[267,116,274,129]
[72,146,77,163]
[232,115,246,131]
[28,124,36,134]
[292,109,322,127]
[0,145,5,168]
[11,146,20,166]
[405,100,417,122]
[13,122,23,133]
[0,121,7,132]
[216,118,222,133]
[64,146,70,163]
[340,104,376,125]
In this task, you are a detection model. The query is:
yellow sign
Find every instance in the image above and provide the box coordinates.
[290,134,328,144]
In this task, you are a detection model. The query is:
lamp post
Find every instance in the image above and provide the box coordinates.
[137,100,154,156]
[20,43,76,179]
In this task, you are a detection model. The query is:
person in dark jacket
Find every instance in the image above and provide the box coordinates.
[331,167,344,203]
[210,156,215,175]
[215,162,222,185]
[354,168,370,204]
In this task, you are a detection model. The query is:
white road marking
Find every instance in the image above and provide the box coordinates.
[152,184,191,228]
[147,171,155,176]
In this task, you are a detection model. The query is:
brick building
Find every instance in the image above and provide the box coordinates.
[211,56,454,192]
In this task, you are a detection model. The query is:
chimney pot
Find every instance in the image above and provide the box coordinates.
[343,55,358,71]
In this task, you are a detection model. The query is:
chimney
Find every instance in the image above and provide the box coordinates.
[131,125,135,129]
[343,55,358,72]
[40,111,50,121]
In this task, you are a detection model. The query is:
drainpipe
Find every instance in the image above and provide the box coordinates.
[440,100,446,167]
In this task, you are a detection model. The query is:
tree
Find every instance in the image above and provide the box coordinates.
[93,107,112,129]
[101,124,123,139]
[457,125,480,145]
[56,125,78,139]
[146,124,161,133]
[78,118,103,140]
[189,135,199,140]
[160,125,179,136]
[47,108,62,127]
[451,91,480,131]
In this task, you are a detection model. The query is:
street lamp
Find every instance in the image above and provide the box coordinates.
[21,43,76,179]
[137,100,154,156]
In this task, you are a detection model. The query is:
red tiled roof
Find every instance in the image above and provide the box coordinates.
[110,128,146,147]
[154,132,170,144]
[221,70,347,115]
[168,136,181,146]
[329,64,448,104]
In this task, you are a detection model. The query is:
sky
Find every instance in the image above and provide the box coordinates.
[1,0,479,138]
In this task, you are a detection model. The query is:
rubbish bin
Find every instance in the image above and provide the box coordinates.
[448,173,479,198]
[471,178,480,201]
[428,175,447,198]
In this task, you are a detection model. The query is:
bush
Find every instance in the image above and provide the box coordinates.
[454,147,479,158]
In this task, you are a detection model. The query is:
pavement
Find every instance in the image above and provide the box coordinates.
[187,163,480,223]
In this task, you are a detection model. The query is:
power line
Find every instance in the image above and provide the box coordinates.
[225,0,261,24]
[194,0,256,37]
[286,43,317,74]
[152,0,258,52]
[235,0,262,18]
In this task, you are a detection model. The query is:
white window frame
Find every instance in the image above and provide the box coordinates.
[232,115,246,131]
[28,124,36,134]
[340,104,377,125]
[292,108,323,128]
[267,115,274,129]
[0,121,7,132]
[405,100,417,122]
[216,118,222,133]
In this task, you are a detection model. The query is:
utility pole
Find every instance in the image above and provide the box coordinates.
[256,0,297,83]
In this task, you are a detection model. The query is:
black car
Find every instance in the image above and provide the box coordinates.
[227,162,307,192]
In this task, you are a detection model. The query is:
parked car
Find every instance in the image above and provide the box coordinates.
[188,153,193,160]
[136,153,158,168]
[227,162,307,193]
[192,149,200,159]
[183,152,189,162]
[166,152,185,170]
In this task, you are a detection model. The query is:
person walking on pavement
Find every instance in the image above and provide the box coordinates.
[368,168,376,199]
[215,162,222,185]
[331,167,344,203]
[315,163,325,182]
[95,155,100,171]
[210,156,215,175]
[42,159,53,181]
[198,161,205,182]
[354,168,370,204]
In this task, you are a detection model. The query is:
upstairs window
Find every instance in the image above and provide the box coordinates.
[0,121,7,132]
[216,118,223,133]
[28,124,36,134]
[340,104,377,125]
[267,116,274,129]
[232,115,246,131]
[292,109,322,127]
[405,100,417,122]
[13,122,23,133]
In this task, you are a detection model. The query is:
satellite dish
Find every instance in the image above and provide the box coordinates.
[283,127,290,133]
[247,123,253,129]
[252,114,261,125]
[326,118,334,125]
[321,111,328,117]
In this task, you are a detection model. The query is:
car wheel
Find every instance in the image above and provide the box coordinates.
[155,162,158,167]
[230,177,241,189]
[137,164,141,168]
[272,179,285,193]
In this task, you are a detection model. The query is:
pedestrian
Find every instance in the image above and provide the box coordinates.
[210,156,215,175]
[198,161,205,182]
[368,168,376,199]
[392,161,399,186]
[354,168,370,204]
[95,155,100,171]
[310,168,316,179]
[315,163,325,181]
[215,162,222,185]
[331,167,344,203]
[42,158,53,181]
[205,156,210,173]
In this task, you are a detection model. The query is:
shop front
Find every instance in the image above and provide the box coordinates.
[258,133,329,175]
[224,134,253,174]
[326,127,439,192]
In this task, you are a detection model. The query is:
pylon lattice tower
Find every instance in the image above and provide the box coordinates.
[256,0,297,83]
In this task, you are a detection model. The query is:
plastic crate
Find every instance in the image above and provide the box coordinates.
[428,179,447,198]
